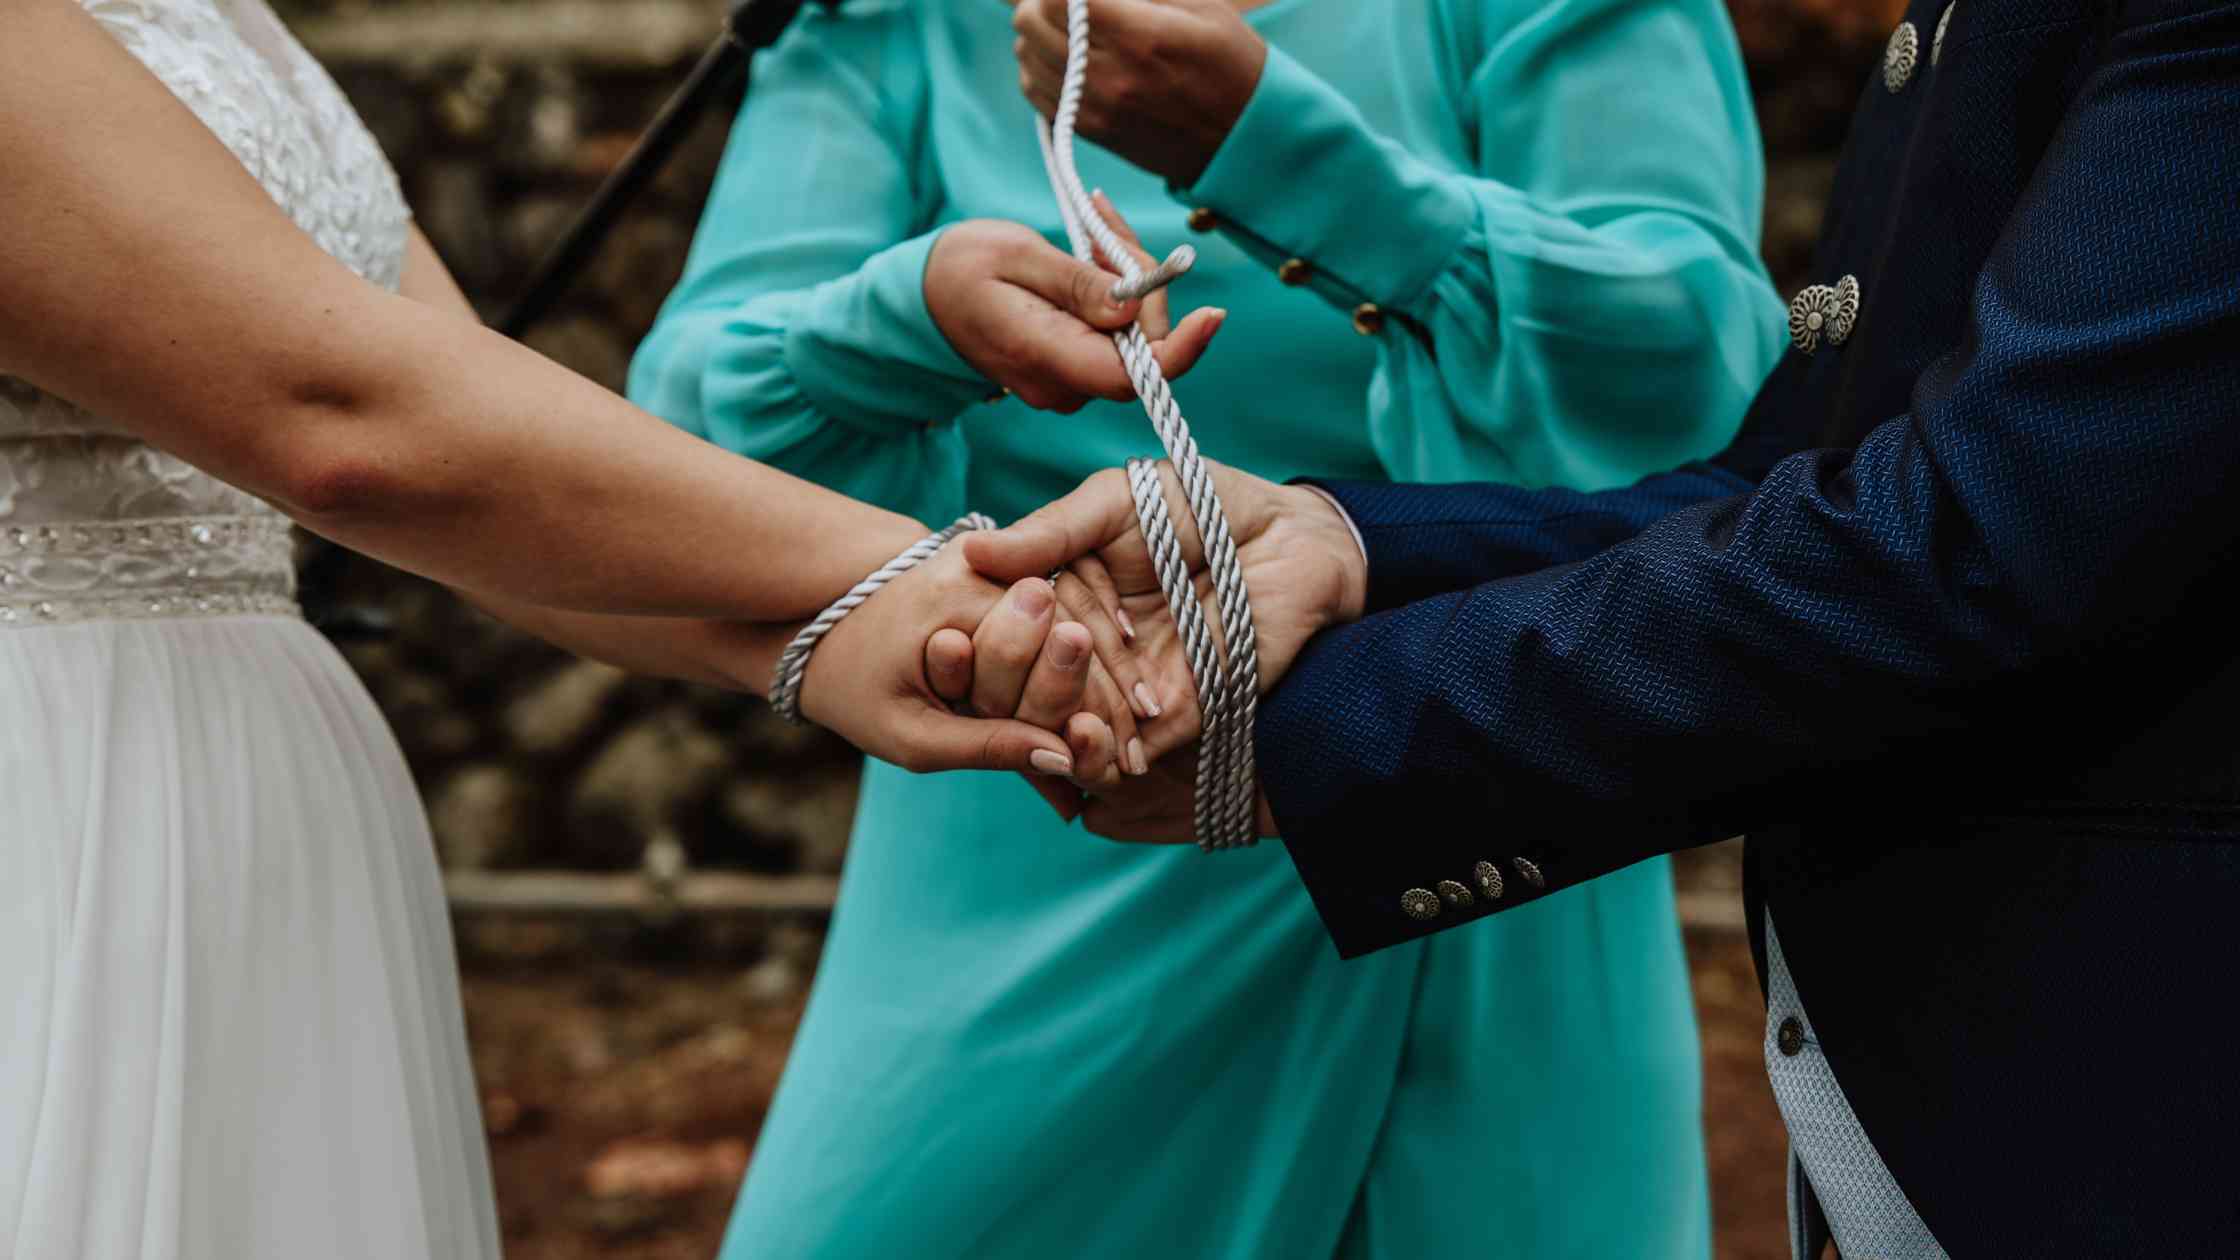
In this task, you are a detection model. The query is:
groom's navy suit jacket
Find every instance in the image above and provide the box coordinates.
[1259,0,2240,1252]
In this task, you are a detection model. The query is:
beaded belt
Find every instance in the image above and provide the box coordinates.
[0,513,299,627]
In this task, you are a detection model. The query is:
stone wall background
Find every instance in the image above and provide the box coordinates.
[271,0,1906,910]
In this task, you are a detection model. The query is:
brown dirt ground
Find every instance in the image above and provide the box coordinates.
[464,927,1789,1259]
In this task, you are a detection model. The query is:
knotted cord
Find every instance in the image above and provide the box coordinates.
[1037,0,1261,850]
[769,514,997,724]
[772,1,1263,849]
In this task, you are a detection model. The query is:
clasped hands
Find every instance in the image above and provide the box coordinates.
[801,0,1317,841]
[799,457,1364,845]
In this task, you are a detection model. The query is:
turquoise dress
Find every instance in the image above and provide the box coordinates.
[630,1,1785,1255]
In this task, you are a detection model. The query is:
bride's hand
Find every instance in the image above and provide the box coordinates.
[798,536,1138,781]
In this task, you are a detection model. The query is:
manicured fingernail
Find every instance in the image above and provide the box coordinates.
[1031,749,1074,776]
[1051,629,1085,669]
[1013,580,1053,617]
[1132,682,1162,719]
[1116,607,1137,642]
[1127,738,1148,776]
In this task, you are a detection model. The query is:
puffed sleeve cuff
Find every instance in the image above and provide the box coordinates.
[1175,43,1474,312]
[781,228,996,437]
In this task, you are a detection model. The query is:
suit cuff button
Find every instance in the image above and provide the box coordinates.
[1472,860,1504,900]
[1400,887,1441,920]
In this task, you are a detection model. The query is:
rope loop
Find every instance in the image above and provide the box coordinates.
[1040,0,1260,850]
[768,514,996,725]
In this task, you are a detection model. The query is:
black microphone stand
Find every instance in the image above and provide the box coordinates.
[307,0,831,638]
[500,0,830,337]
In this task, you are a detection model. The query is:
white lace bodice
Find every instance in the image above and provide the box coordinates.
[0,0,408,626]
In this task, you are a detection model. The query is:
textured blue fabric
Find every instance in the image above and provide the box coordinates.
[1262,1,2240,1252]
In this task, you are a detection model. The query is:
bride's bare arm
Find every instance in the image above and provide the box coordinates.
[2,0,942,620]
[0,0,1146,775]
[381,231,777,687]
[393,231,1142,778]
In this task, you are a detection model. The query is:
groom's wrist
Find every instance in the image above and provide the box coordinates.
[1291,484,1368,625]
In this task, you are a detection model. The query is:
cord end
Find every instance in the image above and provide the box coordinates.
[1108,244,1197,304]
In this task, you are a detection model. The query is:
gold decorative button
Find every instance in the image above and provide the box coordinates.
[1400,887,1441,920]
[1278,257,1314,286]
[1512,856,1545,890]
[1472,859,1504,900]
[1776,1016,1807,1057]
[1436,879,1474,909]
[1351,303,1385,336]
[1186,206,1220,232]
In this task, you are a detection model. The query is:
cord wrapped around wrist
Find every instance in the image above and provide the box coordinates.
[769,514,997,725]
[1037,0,1260,850]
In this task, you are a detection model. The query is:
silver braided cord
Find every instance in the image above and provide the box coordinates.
[769,514,997,725]
[1038,0,1260,849]
[1127,458,1230,842]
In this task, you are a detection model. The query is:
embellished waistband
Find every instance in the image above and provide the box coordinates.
[0,513,299,627]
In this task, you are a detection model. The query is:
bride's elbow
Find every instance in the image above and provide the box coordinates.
[271,444,399,520]
[258,386,421,524]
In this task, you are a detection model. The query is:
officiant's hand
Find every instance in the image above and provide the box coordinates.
[961,459,1367,835]
[800,535,1137,782]
[926,219,1224,413]
[1009,0,1265,186]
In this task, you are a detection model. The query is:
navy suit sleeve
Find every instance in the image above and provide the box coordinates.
[1303,463,1751,615]
[1300,334,1807,613]
[1261,4,2240,958]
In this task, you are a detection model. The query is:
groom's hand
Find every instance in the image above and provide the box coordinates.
[925,219,1224,413]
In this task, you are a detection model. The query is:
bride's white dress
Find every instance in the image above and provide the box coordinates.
[0,2,500,1256]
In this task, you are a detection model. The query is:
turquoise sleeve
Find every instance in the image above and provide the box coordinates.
[1176,0,1789,490]
[625,1,981,525]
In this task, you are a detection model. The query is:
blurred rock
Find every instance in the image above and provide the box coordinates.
[359,658,481,764]
[734,954,801,1006]
[720,770,858,874]
[584,1136,750,1200]
[522,313,631,390]
[587,212,690,333]
[569,709,731,866]
[413,159,502,292]
[506,659,628,758]
[431,762,535,869]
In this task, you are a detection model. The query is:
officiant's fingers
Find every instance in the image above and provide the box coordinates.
[965,469,1136,581]
[970,578,1056,718]
[925,627,974,706]
[1084,191,1227,378]
[1087,190,1169,341]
